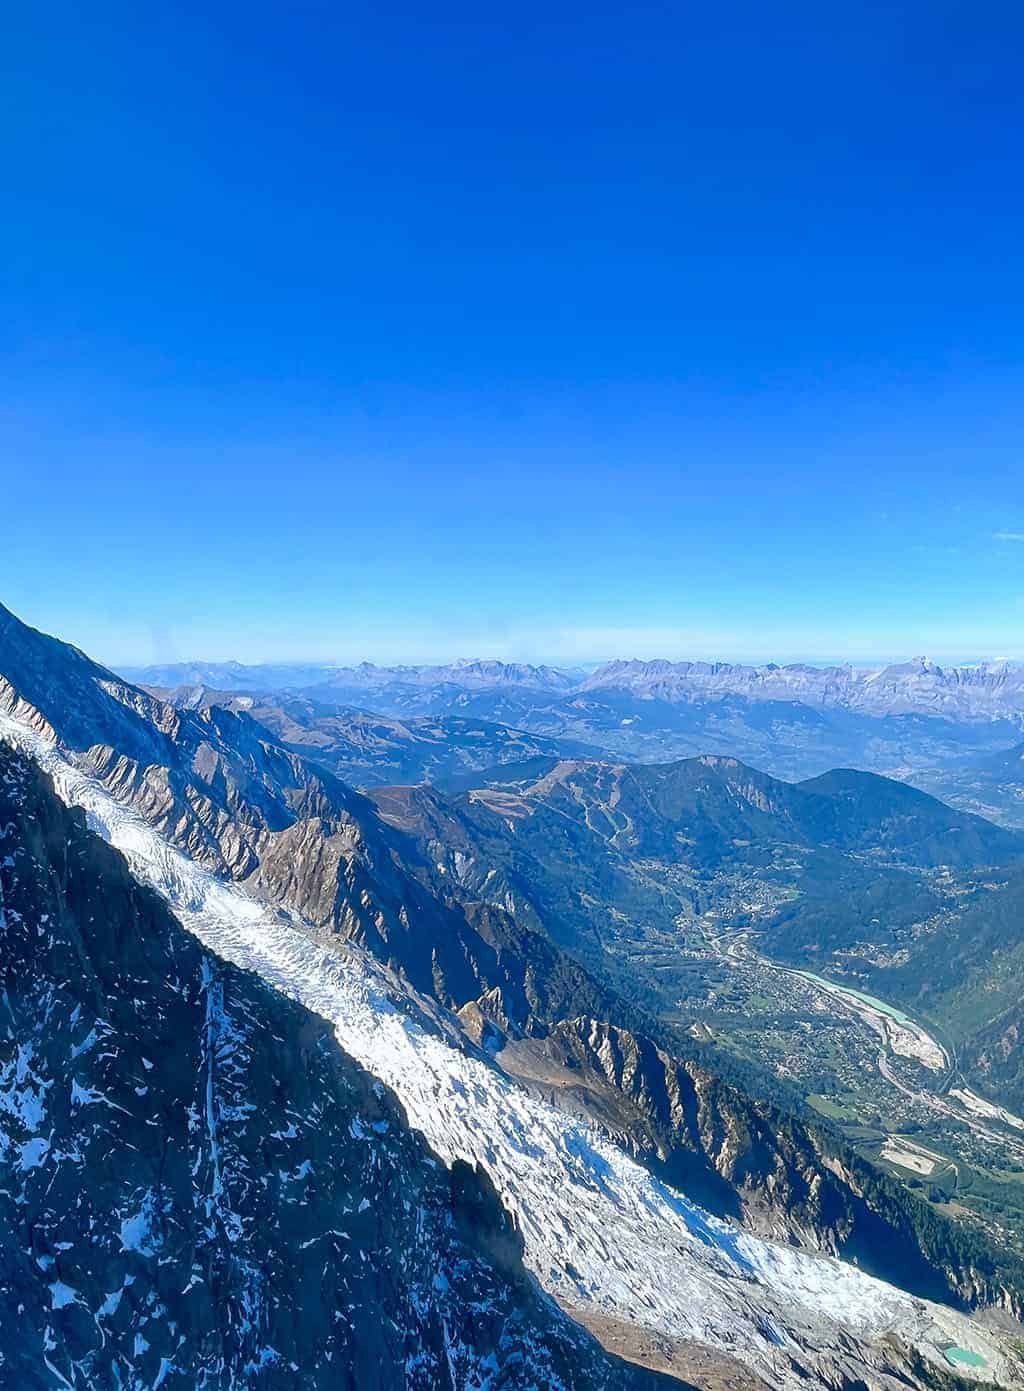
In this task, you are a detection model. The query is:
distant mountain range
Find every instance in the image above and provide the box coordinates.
[124,654,1024,723]
[122,655,1024,781]
[578,657,1024,722]
[124,657,584,697]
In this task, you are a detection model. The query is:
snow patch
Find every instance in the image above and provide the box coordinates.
[119,1190,161,1256]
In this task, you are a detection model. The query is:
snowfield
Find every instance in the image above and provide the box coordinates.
[0,709,1016,1391]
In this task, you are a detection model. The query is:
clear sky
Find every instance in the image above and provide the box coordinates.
[4,1,1024,667]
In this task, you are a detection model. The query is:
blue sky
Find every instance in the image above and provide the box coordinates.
[4,1,1024,666]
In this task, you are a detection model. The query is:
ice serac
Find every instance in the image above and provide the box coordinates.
[0,738,675,1391]
[1,709,1020,1391]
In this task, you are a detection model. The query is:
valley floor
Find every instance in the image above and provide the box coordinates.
[638,912,1024,1264]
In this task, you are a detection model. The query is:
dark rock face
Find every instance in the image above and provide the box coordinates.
[0,744,674,1391]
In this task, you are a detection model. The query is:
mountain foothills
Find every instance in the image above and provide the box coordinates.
[149,684,602,789]
[3,601,1024,1389]
[375,755,1024,1263]
[910,742,1024,833]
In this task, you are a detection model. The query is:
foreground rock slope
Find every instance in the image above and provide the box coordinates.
[0,741,675,1390]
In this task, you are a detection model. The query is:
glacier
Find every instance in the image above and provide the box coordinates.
[0,708,1016,1391]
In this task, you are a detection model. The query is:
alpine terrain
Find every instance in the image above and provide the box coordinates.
[3,602,1024,1390]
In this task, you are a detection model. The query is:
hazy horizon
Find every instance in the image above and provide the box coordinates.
[9,592,1022,674]
[116,654,1024,675]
